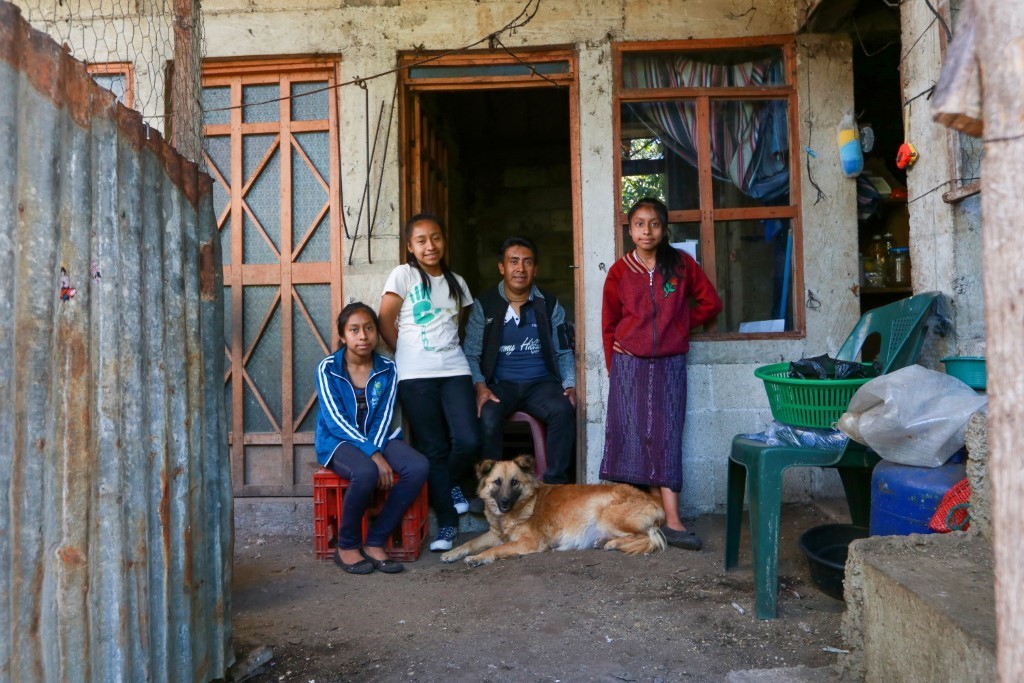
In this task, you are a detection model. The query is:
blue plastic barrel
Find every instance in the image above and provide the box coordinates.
[869,453,966,536]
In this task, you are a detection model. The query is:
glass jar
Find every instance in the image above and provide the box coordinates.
[888,247,911,287]
[866,236,886,288]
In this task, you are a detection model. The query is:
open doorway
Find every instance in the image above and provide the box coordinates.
[398,50,583,479]
[849,1,910,315]
[423,89,574,325]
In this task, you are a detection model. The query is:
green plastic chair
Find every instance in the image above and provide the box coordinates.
[724,292,941,619]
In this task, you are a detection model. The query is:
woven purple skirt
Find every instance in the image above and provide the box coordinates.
[600,352,687,492]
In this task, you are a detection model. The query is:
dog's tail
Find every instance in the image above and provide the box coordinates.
[616,527,668,555]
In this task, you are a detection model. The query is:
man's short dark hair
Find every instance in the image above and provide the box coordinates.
[498,236,538,262]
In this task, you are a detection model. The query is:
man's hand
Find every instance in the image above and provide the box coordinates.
[475,382,501,417]
[371,452,394,490]
[563,387,577,408]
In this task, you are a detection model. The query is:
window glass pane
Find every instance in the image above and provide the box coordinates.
[243,286,282,430]
[243,83,280,123]
[205,135,232,186]
[203,86,230,126]
[295,214,331,264]
[293,284,330,427]
[621,101,700,211]
[290,81,329,121]
[294,132,330,181]
[246,143,281,254]
[713,219,794,333]
[710,100,790,207]
[622,48,784,89]
[409,62,569,79]
[292,141,328,261]
[622,222,701,263]
[92,73,129,105]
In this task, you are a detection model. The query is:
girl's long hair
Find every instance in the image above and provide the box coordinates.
[628,197,683,283]
[405,213,466,304]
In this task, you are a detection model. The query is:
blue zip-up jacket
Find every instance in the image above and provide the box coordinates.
[314,348,398,466]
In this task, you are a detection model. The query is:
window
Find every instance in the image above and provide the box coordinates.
[202,59,343,496]
[87,62,134,108]
[614,38,802,337]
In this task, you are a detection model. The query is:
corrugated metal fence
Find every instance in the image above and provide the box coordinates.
[0,2,233,681]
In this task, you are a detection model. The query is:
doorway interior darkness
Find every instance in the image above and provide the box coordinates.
[420,89,574,323]
[418,87,577,477]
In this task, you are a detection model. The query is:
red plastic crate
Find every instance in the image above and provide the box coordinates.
[313,468,428,561]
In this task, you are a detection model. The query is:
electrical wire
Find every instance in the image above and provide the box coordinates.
[203,0,544,115]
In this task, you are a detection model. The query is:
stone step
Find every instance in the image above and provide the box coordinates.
[841,532,995,681]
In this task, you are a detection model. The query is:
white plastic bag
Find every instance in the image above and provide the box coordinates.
[837,364,987,467]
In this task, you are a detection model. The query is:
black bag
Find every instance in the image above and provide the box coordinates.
[788,354,881,380]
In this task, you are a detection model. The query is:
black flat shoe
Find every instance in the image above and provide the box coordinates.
[333,551,375,574]
[660,525,703,551]
[361,549,405,574]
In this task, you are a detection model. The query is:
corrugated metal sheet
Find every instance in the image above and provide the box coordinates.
[0,2,233,681]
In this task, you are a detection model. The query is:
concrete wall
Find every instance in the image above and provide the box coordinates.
[900,0,986,364]
[19,0,887,512]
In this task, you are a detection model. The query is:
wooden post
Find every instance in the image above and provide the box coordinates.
[171,0,202,163]
[935,0,1024,679]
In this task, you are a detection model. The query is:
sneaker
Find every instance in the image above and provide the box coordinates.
[451,486,470,515]
[429,526,458,552]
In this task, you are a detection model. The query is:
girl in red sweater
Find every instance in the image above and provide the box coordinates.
[600,198,722,551]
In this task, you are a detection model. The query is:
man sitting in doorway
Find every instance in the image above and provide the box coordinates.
[464,236,577,485]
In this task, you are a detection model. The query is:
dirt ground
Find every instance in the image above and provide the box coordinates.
[231,504,848,682]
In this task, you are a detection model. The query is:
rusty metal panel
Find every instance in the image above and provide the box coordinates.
[0,2,233,681]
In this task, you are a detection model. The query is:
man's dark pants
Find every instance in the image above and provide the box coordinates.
[478,378,576,484]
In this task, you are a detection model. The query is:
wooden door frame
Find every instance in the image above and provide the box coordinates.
[397,47,588,479]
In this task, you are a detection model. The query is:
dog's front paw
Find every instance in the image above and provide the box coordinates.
[464,554,494,567]
[440,549,467,563]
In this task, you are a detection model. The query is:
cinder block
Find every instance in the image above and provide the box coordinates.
[712,363,771,410]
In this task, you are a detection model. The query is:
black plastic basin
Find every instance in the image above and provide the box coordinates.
[798,524,869,601]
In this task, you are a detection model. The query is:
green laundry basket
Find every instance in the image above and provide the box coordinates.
[754,362,875,429]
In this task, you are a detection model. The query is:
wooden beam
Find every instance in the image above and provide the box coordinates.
[934,0,1024,679]
[942,180,981,204]
[931,0,983,137]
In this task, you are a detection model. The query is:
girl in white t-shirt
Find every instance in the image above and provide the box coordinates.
[379,213,480,551]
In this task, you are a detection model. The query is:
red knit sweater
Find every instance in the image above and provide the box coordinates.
[601,250,723,371]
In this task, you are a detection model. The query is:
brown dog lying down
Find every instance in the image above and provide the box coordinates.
[440,455,667,567]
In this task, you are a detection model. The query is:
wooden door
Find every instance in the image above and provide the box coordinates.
[405,94,449,228]
[202,59,343,496]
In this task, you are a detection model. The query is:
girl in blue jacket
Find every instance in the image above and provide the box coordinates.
[315,302,429,574]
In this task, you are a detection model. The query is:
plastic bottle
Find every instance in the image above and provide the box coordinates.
[889,247,911,287]
[837,113,864,177]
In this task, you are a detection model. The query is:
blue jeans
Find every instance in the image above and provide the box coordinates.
[398,375,481,527]
[328,440,428,550]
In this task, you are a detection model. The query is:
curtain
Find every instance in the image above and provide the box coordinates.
[623,55,790,201]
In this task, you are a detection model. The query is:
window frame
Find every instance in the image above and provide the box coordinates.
[612,36,805,340]
[201,57,344,496]
[86,62,135,109]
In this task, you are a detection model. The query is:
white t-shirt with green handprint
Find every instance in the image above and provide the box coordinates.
[383,264,473,381]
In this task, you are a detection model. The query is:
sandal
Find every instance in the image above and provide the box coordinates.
[361,548,405,574]
[333,551,375,574]
[660,525,703,551]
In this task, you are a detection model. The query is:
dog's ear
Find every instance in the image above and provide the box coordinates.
[513,454,535,474]
[476,459,496,479]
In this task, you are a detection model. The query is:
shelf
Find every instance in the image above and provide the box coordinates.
[861,286,912,294]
